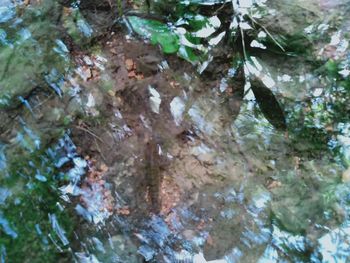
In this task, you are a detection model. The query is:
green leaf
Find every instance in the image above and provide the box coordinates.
[127,16,180,54]
[185,14,209,31]
[155,33,179,53]
[251,78,287,130]
[178,45,200,63]
[184,32,202,45]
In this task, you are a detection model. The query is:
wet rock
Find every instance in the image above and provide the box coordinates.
[135,55,163,77]
[0,45,40,109]
[262,0,322,35]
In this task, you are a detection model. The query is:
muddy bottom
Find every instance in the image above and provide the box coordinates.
[61,28,286,262]
[1,1,350,262]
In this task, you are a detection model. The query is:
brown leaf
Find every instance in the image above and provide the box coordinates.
[125,58,134,71]
[128,71,136,78]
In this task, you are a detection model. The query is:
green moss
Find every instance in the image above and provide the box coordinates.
[0,133,77,262]
[0,0,70,109]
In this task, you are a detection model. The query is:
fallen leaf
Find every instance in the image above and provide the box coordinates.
[206,234,214,246]
[100,163,109,172]
[135,73,144,80]
[110,48,118,54]
[128,71,136,78]
[125,58,134,71]
[117,207,131,215]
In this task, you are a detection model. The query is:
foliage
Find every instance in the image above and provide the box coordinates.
[0,131,76,262]
[127,16,180,54]
[126,1,290,129]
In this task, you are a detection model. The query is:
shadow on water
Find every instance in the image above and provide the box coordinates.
[1,0,350,262]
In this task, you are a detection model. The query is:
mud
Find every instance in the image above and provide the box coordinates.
[52,23,252,260]
[69,30,229,217]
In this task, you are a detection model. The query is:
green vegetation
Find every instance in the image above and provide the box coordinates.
[0,131,76,262]
[128,16,180,54]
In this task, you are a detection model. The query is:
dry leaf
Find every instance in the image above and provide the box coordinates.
[125,58,134,71]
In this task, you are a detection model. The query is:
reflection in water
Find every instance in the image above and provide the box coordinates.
[1,0,350,262]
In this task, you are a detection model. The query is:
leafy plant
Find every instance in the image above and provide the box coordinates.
[127,16,180,54]
[126,0,289,130]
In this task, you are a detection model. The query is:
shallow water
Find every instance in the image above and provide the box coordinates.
[1,0,350,262]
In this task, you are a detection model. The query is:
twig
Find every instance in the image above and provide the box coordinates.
[240,26,248,61]
[75,125,106,145]
[93,137,107,163]
[243,86,251,97]
[214,2,229,15]
[33,94,55,109]
[247,13,285,52]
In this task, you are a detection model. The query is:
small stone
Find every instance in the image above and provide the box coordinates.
[110,48,118,54]
[83,56,93,66]
[100,163,108,172]
[342,168,350,182]
[108,90,115,97]
[267,180,282,190]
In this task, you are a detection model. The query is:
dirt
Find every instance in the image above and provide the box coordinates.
[68,31,199,218]
[66,25,250,228]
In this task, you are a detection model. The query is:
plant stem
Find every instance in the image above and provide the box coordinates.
[117,0,123,16]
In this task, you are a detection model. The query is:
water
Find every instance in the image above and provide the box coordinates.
[1,0,350,262]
